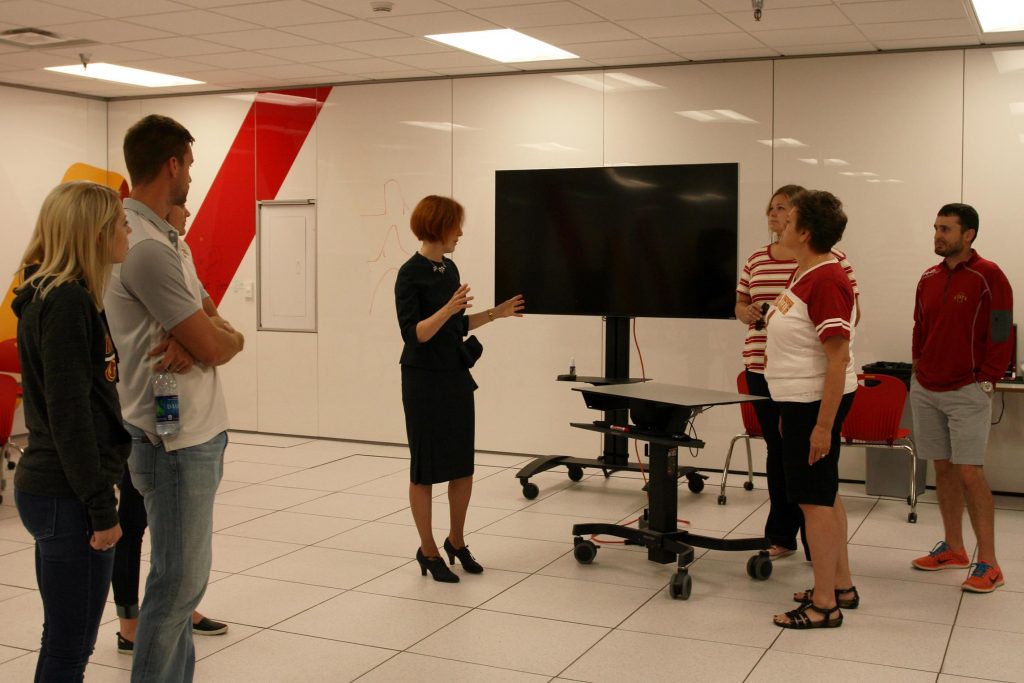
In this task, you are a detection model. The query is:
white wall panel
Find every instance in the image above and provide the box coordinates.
[256,331,318,436]
[453,72,606,459]
[602,61,775,471]
[963,47,1024,492]
[315,80,453,444]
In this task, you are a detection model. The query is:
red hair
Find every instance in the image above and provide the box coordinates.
[410,195,463,242]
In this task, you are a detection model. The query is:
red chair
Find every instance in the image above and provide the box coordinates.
[718,371,759,504]
[841,373,919,523]
[0,375,20,505]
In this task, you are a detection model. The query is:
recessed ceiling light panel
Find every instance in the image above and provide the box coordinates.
[970,0,1024,32]
[425,29,577,63]
[46,63,204,87]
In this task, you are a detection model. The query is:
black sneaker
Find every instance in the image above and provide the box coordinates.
[116,632,133,655]
[192,617,228,636]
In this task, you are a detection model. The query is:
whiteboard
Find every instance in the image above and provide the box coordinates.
[257,200,317,332]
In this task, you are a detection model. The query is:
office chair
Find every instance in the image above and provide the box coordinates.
[718,371,758,505]
[0,339,21,397]
[841,373,919,523]
[0,374,20,505]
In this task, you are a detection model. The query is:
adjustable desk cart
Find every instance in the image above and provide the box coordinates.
[568,381,772,600]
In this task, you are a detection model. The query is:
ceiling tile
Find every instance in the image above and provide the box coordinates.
[310,57,412,73]
[589,54,686,66]
[0,0,102,26]
[258,44,366,62]
[0,50,72,69]
[306,0,453,18]
[859,17,978,41]
[214,0,354,28]
[568,39,675,60]
[524,22,636,44]
[125,9,260,34]
[756,25,870,47]
[620,14,742,39]
[368,11,497,34]
[874,35,983,50]
[515,57,599,70]
[45,44,163,64]
[284,20,405,43]
[356,68,439,80]
[242,62,338,79]
[437,64,515,75]
[43,0,192,19]
[174,0,277,7]
[725,5,851,31]
[703,0,834,9]
[188,50,290,68]
[571,0,711,21]
[471,2,606,29]
[774,41,878,55]
[117,36,237,57]
[840,0,967,24]
[344,37,449,57]
[653,32,764,53]
[48,19,173,44]
[197,28,316,49]
[683,47,780,60]
[979,31,1024,45]
[392,51,499,69]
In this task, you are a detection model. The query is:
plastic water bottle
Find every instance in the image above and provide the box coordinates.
[153,371,181,437]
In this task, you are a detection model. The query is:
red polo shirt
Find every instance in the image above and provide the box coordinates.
[913,250,1014,392]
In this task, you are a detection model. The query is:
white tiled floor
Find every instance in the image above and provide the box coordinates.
[2,435,1024,682]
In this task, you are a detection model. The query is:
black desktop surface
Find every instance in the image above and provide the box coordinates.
[573,381,763,408]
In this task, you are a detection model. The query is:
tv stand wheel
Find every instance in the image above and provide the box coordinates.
[747,552,773,581]
[669,571,692,600]
[567,464,584,482]
[687,474,705,494]
[521,482,539,500]
[573,537,597,565]
[717,494,727,505]
[908,511,917,524]
[743,481,754,491]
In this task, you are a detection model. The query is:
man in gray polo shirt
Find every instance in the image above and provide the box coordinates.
[105,114,244,683]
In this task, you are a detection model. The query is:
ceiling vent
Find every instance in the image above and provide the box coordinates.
[0,28,93,49]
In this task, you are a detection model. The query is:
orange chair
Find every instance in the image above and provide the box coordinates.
[0,339,21,393]
[718,371,759,505]
[841,373,919,523]
[0,374,20,505]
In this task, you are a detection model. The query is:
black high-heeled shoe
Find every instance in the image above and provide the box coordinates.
[416,548,459,583]
[444,538,483,574]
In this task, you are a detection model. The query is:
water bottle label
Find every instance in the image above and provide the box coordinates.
[155,395,180,423]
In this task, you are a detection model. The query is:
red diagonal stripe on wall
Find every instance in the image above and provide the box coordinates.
[186,87,331,304]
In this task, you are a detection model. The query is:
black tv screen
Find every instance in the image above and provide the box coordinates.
[494,163,738,318]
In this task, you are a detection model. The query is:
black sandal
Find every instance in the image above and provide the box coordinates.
[774,601,843,629]
[793,585,859,609]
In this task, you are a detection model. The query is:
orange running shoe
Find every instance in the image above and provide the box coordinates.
[962,562,1004,593]
[911,541,970,571]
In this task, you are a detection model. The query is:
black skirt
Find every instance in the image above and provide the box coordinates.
[401,365,477,485]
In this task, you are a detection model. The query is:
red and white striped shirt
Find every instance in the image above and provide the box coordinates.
[737,244,858,372]
[764,260,858,403]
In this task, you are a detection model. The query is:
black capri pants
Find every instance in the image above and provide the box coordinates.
[778,391,856,507]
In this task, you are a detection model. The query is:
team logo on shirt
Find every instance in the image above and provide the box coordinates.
[776,293,794,315]
[104,334,118,382]
[953,292,968,304]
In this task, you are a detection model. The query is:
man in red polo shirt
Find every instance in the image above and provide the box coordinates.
[909,203,1013,593]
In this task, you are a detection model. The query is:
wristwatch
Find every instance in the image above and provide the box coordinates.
[979,380,993,394]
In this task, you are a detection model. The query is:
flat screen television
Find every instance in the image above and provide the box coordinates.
[494,163,738,318]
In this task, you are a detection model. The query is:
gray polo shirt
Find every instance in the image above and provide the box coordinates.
[104,198,228,451]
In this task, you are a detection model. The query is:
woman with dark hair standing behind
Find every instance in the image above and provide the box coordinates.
[735,184,860,561]
[395,195,525,582]
[764,190,859,629]
[12,181,132,679]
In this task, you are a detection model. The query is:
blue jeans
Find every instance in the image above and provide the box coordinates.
[126,426,226,683]
[15,489,115,682]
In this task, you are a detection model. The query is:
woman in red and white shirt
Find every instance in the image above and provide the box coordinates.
[764,190,858,630]
[736,185,859,561]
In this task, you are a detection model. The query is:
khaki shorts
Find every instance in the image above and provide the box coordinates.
[909,377,992,466]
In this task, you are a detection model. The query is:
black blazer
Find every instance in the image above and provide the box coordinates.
[395,253,469,371]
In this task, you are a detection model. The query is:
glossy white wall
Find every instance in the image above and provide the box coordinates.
[602,61,775,469]
[452,72,605,458]
[963,47,1024,492]
[315,80,453,444]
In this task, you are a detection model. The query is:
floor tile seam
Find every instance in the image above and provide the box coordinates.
[226,455,350,468]
[846,496,881,540]
[238,554,409,590]
[614,621,780,651]
[191,624,267,662]
[550,626,621,681]
[211,508,279,534]
[387,646,567,680]
[947,621,1024,637]
[346,561,533,600]
[768,641,947,674]
[215,526,363,546]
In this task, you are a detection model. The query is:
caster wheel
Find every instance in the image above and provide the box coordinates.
[573,538,598,565]
[743,481,754,491]
[521,482,539,500]
[567,464,584,482]
[907,495,912,505]
[669,571,692,600]
[746,553,773,580]
[908,512,917,524]
[717,494,727,505]
[687,476,705,494]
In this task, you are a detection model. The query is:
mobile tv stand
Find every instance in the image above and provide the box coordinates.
[515,317,712,499]
[567,383,772,600]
